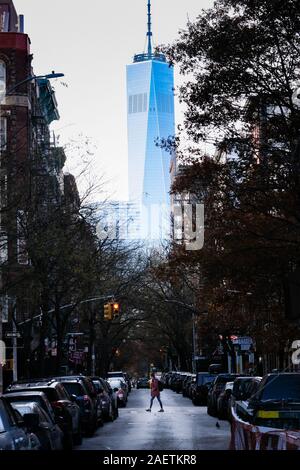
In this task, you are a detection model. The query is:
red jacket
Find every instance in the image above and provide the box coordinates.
[150,378,160,397]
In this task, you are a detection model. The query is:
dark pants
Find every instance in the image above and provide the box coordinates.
[150,394,163,409]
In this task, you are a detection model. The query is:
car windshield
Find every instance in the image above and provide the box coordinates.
[108,380,122,388]
[260,375,300,402]
[62,382,84,397]
[11,403,34,415]
[197,375,214,385]
[30,388,58,402]
[218,376,236,384]
[92,381,102,392]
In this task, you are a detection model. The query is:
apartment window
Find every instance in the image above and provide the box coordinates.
[0,5,10,32]
[0,60,6,96]
[129,93,147,114]
[0,117,7,155]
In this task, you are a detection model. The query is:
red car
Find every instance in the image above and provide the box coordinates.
[107,378,128,407]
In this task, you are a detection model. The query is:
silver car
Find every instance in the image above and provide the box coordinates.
[0,397,40,450]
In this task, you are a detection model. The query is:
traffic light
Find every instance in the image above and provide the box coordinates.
[104,303,113,321]
[113,302,120,318]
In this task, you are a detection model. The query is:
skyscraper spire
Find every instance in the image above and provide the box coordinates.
[147,0,152,57]
[133,0,166,63]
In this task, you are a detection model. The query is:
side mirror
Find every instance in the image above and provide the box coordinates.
[70,394,78,402]
[23,413,40,432]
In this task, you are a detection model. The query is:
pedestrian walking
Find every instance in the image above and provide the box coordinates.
[146,372,164,412]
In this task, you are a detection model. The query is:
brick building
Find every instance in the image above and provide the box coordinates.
[0,0,77,387]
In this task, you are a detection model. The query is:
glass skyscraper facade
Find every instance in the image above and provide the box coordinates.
[126,2,175,240]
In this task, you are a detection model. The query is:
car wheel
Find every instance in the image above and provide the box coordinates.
[63,431,74,450]
[109,405,115,422]
[86,418,97,437]
[98,417,104,427]
[73,426,83,446]
[209,405,217,417]
[207,402,213,416]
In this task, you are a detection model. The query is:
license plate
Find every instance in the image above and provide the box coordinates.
[257,410,280,419]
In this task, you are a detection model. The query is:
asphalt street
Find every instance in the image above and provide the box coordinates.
[77,388,231,450]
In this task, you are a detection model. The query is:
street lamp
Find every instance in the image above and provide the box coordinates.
[4,72,65,96]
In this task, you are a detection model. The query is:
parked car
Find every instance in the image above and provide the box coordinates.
[162,372,176,389]
[91,376,118,421]
[124,373,132,393]
[55,376,103,429]
[191,373,215,406]
[186,376,196,399]
[229,376,262,422]
[161,372,171,389]
[6,380,81,449]
[182,374,195,397]
[238,373,300,430]
[10,401,64,450]
[3,391,57,424]
[55,378,98,437]
[105,380,119,418]
[216,382,234,419]
[137,377,149,389]
[207,374,241,417]
[230,376,261,410]
[208,364,224,375]
[107,371,131,393]
[0,396,41,450]
[107,371,126,381]
[173,373,190,394]
[107,378,128,407]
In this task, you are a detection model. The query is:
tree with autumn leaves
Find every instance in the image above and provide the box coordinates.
[153,0,300,369]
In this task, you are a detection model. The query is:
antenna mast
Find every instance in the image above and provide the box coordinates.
[147,0,152,57]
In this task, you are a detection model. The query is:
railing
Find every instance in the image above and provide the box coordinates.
[133,52,166,63]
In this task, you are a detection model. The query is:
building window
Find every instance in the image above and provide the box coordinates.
[157,93,174,114]
[129,93,148,114]
[129,95,133,114]
[0,60,6,97]
[0,117,7,155]
[0,5,10,32]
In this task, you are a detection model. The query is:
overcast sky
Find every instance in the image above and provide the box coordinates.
[14,0,214,200]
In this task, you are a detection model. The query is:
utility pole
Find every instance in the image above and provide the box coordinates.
[12,304,18,382]
[192,311,197,374]
[91,342,96,376]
